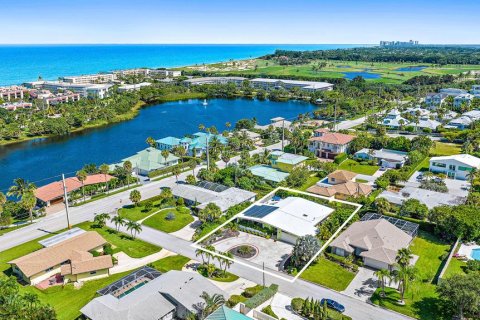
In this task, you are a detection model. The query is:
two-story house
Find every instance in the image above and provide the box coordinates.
[454,93,475,109]
[425,93,448,108]
[308,129,355,159]
[429,154,480,180]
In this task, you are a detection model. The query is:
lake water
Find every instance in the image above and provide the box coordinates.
[0,44,365,85]
[342,71,381,80]
[0,98,316,191]
[395,66,428,72]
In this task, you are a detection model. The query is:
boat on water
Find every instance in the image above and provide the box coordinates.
[202,99,208,106]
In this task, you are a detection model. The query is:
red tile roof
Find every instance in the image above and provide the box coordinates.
[34,174,114,203]
[309,132,355,145]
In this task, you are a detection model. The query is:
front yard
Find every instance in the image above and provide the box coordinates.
[300,257,356,291]
[338,159,379,175]
[370,231,451,320]
[149,255,190,273]
[143,207,194,233]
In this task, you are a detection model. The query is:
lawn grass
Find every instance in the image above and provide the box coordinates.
[0,222,31,236]
[119,201,162,221]
[430,142,462,156]
[371,231,451,320]
[298,174,321,191]
[150,255,190,273]
[143,207,194,233]
[197,266,239,283]
[443,242,467,278]
[338,159,379,175]
[77,221,161,258]
[300,257,356,291]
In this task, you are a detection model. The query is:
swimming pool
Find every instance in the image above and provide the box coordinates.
[117,281,147,298]
[471,248,480,261]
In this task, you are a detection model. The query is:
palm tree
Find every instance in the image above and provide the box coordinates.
[393,265,416,304]
[111,215,125,231]
[198,124,205,132]
[8,179,37,222]
[161,149,170,164]
[93,213,110,228]
[198,291,225,319]
[225,122,231,129]
[99,164,110,194]
[374,269,391,297]
[396,248,413,268]
[221,150,231,167]
[222,252,234,274]
[146,136,158,148]
[76,170,88,202]
[21,191,37,223]
[173,145,186,163]
[130,189,141,206]
[195,248,206,265]
[172,166,181,182]
[123,161,133,188]
[126,220,142,239]
[188,159,197,176]
[466,168,478,186]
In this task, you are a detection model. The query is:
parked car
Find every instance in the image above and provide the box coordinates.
[416,173,423,181]
[320,298,345,313]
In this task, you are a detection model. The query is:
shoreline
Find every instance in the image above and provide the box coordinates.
[0,92,207,148]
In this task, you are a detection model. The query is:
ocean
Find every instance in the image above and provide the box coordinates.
[0,44,365,85]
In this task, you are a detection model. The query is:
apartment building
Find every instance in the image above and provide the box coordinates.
[60,73,116,84]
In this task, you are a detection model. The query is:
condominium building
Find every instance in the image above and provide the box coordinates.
[24,81,112,99]
[113,68,150,77]
[117,82,152,92]
[1,101,33,111]
[149,69,182,78]
[0,85,28,101]
[183,76,246,86]
[44,92,81,106]
[249,78,334,92]
[60,73,116,84]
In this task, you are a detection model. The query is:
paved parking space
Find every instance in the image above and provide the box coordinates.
[342,267,378,301]
[213,232,293,271]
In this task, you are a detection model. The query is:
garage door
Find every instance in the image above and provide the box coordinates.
[280,231,298,245]
[363,257,389,270]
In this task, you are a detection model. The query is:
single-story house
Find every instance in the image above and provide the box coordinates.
[308,128,355,159]
[110,147,179,176]
[446,116,472,130]
[206,306,253,320]
[35,174,114,206]
[354,148,408,169]
[307,170,372,199]
[329,219,413,270]
[238,196,334,244]
[81,269,227,320]
[378,109,410,129]
[462,109,480,121]
[254,117,293,131]
[238,129,261,143]
[248,164,290,183]
[429,154,480,180]
[415,117,442,131]
[169,181,256,212]
[9,231,112,285]
[269,151,308,172]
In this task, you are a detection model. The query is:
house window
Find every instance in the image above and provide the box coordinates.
[458,166,472,172]
[89,271,97,275]
[449,164,456,170]
[432,162,446,168]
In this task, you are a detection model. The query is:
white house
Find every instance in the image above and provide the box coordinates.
[425,93,448,108]
[439,88,468,96]
[446,116,473,130]
[429,154,480,180]
[379,109,410,129]
[354,148,408,169]
[471,85,480,95]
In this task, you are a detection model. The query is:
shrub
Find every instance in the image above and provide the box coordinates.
[165,212,176,220]
[103,243,114,255]
[244,284,279,309]
[291,297,305,313]
[243,285,263,298]
[334,152,347,164]
[176,197,185,206]
[227,294,247,307]
[261,305,278,319]
[144,201,153,212]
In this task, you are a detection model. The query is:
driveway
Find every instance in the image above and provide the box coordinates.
[213,232,293,271]
[342,267,378,302]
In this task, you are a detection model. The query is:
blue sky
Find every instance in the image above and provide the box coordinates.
[1,0,478,44]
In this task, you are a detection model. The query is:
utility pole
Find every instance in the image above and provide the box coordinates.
[262,262,266,287]
[334,101,337,132]
[62,174,71,229]
[281,120,285,150]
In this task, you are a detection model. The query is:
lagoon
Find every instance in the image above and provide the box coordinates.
[0,98,316,191]
[342,71,381,80]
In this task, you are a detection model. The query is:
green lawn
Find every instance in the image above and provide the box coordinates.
[298,174,321,191]
[77,222,161,258]
[197,266,239,283]
[442,242,467,278]
[371,231,451,320]
[430,142,462,156]
[150,255,190,273]
[119,202,161,221]
[300,257,356,291]
[143,207,194,233]
[338,159,379,175]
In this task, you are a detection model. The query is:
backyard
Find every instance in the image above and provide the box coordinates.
[338,159,379,175]
[142,206,194,233]
[300,257,356,291]
[298,173,321,191]
[370,231,451,320]
[430,142,461,156]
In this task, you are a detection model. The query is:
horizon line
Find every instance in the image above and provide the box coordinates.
[1,42,479,46]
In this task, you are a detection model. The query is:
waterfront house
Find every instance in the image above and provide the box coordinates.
[35,174,114,207]
[354,148,408,168]
[254,116,293,131]
[111,147,179,176]
[156,133,228,157]
[308,128,355,159]
[81,270,226,320]
[307,170,372,199]
[429,154,480,180]
[9,231,112,286]
[329,218,414,270]
[156,136,182,151]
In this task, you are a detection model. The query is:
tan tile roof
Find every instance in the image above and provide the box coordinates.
[61,255,113,275]
[307,181,371,198]
[329,219,413,265]
[9,231,109,278]
[309,132,355,145]
[328,170,357,182]
[35,174,114,202]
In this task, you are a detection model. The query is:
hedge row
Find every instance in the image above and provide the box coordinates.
[244,284,279,309]
[334,152,347,164]
[147,158,201,178]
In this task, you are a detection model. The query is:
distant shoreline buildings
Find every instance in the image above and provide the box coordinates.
[380,40,419,47]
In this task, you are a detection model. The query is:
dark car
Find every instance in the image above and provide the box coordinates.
[320,298,345,313]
